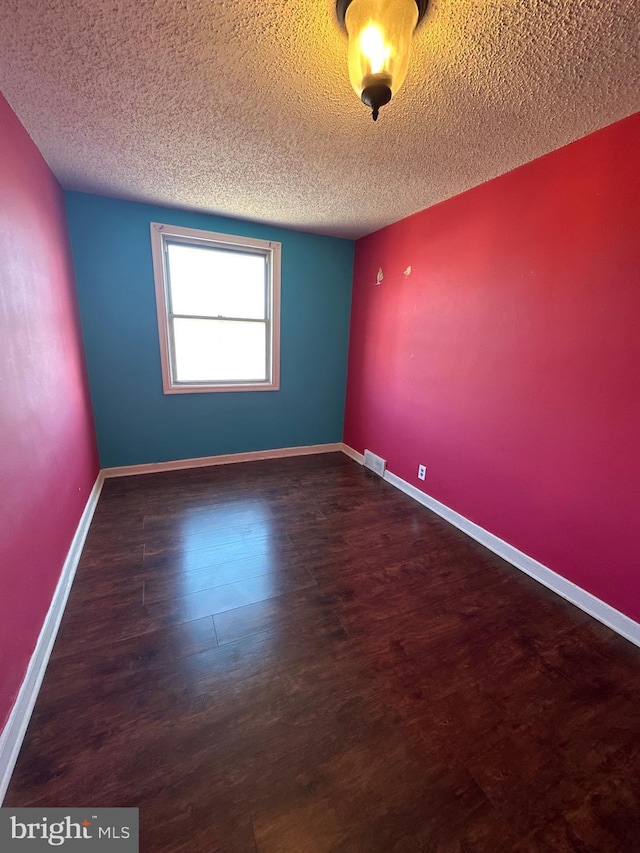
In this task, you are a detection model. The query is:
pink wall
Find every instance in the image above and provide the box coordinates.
[344,114,640,623]
[0,94,99,729]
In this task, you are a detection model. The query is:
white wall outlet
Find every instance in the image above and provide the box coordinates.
[418,464,426,481]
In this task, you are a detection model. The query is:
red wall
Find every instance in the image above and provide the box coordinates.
[344,114,640,623]
[0,94,99,729]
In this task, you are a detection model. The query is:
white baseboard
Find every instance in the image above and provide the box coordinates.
[341,444,640,648]
[339,443,365,465]
[0,472,105,805]
[103,443,345,478]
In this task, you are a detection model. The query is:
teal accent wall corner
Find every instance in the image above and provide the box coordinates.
[65,192,354,468]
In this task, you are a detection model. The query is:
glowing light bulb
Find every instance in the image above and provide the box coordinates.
[359,24,390,74]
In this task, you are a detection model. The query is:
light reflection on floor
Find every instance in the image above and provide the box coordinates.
[174,500,282,671]
[177,500,273,594]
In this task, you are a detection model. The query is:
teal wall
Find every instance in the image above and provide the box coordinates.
[65,192,354,468]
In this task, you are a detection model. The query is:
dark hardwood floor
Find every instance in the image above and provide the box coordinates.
[6,453,640,851]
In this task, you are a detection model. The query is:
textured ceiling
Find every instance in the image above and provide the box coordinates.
[0,0,638,239]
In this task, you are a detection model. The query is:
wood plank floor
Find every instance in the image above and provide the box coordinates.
[6,453,640,851]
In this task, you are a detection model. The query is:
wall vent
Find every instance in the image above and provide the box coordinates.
[363,450,387,477]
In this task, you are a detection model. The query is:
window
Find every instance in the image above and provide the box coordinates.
[150,222,281,393]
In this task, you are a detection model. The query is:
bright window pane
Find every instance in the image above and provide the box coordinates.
[173,318,267,382]
[167,243,266,319]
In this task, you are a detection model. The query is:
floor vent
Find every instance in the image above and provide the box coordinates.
[363,450,387,477]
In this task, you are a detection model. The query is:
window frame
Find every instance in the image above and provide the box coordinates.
[150,221,281,394]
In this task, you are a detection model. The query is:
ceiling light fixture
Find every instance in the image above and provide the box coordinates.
[336,0,429,121]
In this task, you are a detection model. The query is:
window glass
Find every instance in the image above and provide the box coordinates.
[173,318,267,382]
[167,243,266,320]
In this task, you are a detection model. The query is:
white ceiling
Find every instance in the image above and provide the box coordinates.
[0,0,637,239]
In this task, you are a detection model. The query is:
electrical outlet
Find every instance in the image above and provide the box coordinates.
[418,464,426,481]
